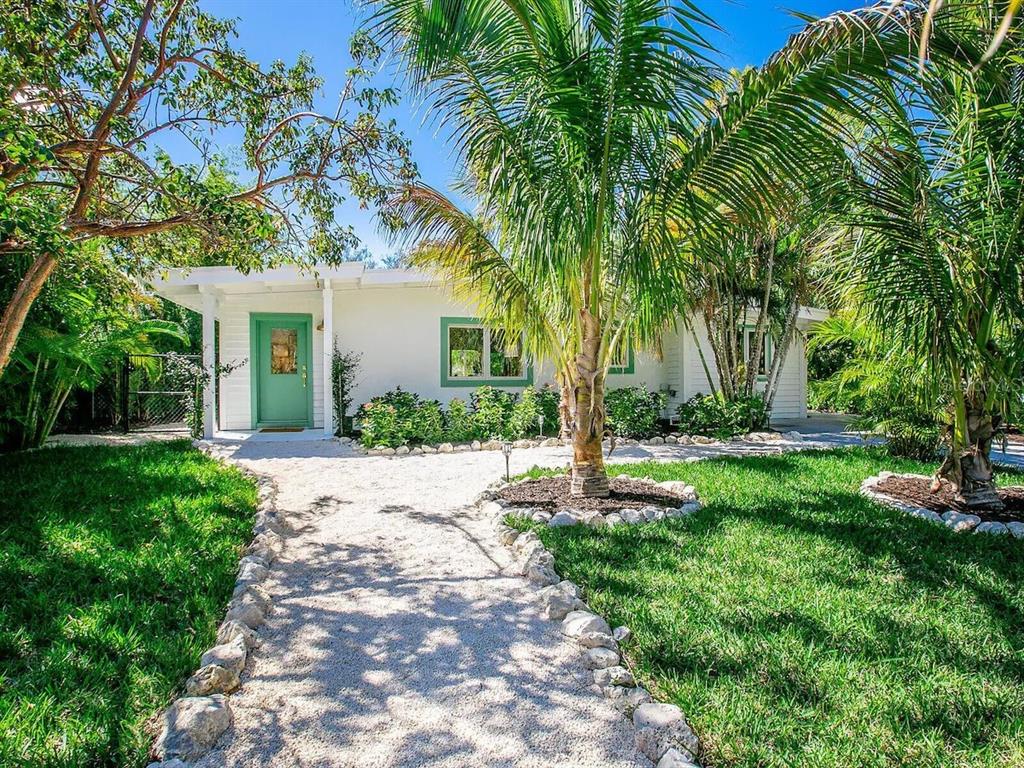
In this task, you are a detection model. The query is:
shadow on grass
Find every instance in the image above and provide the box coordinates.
[526,449,1024,768]
[0,441,257,768]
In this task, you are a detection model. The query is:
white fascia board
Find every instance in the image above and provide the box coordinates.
[797,307,830,323]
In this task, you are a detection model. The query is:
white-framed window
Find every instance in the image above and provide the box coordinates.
[442,318,530,385]
[742,327,770,376]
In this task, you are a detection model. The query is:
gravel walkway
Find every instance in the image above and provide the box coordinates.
[194,436,837,767]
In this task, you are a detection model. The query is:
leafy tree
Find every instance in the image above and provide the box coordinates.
[0,244,183,450]
[0,0,415,377]
[818,3,1023,509]
[376,0,932,497]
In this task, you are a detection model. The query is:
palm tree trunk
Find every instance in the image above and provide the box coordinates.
[765,299,799,413]
[936,394,1003,510]
[570,308,609,498]
[556,369,575,439]
[0,253,58,380]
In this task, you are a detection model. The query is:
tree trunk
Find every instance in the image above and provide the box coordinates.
[556,369,575,439]
[936,395,1003,510]
[570,308,608,497]
[745,250,774,396]
[0,253,58,379]
[765,299,799,413]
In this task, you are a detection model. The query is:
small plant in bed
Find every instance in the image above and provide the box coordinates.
[511,448,1024,768]
[0,440,257,768]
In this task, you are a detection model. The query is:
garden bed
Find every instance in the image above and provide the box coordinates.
[875,474,1024,523]
[497,475,687,513]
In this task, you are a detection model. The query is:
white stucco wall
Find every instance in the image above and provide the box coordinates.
[213,282,808,430]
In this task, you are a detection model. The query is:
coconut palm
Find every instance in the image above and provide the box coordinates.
[820,4,1023,509]
[374,0,948,497]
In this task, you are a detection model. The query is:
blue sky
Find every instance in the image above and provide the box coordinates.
[199,0,867,261]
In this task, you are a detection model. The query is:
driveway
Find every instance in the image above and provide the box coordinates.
[194,435,843,767]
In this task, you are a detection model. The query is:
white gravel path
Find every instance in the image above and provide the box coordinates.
[193,436,840,768]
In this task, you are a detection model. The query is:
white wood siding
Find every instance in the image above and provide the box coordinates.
[217,292,324,431]
[212,283,808,430]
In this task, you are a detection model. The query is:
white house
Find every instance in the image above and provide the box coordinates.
[152,262,825,438]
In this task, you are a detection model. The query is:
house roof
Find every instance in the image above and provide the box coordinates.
[151,262,829,322]
[150,262,435,312]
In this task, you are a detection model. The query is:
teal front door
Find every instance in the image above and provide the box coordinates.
[251,314,313,428]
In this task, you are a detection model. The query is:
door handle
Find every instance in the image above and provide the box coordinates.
[302,365,307,388]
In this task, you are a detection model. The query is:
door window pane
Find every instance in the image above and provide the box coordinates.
[449,326,483,377]
[489,331,523,377]
[270,328,298,374]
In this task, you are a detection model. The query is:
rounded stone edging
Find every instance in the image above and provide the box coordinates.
[860,472,1024,538]
[147,457,289,766]
[345,429,802,458]
[478,482,706,767]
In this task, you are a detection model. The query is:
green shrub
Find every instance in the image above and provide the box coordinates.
[676,393,769,439]
[605,386,667,439]
[510,385,558,438]
[471,386,516,440]
[357,387,422,447]
[444,397,475,443]
[536,386,561,435]
[413,400,446,444]
[859,407,943,461]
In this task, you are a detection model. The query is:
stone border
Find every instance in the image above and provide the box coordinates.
[147,462,289,766]
[478,479,706,768]
[861,472,1024,538]
[349,429,802,457]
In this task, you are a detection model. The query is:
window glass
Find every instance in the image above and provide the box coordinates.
[489,331,523,377]
[744,329,768,375]
[449,326,484,377]
[270,328,297,374]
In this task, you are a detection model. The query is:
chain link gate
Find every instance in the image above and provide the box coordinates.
[121,353,201,433]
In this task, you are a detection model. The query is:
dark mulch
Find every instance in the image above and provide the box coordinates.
[876,475,1024,522]
[497,475,684,512]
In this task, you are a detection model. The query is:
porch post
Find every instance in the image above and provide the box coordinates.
[201,290,217,439]
[322,284,334,436]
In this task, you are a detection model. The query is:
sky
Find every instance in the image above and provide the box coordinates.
[198,0,869,261]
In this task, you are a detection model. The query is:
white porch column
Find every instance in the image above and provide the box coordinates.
[201,290,217,439]
[322,284,335,436]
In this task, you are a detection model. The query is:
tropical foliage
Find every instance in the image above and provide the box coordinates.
[0,0,415,377]
[675,393,770,439]
[0,245,183,451]
[356,385,559,448]
[814,2,1024,508]
[604,387,667,440]
[374,0,952,496]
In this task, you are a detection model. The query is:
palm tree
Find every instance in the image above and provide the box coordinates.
[374,0,947,497]
[820,4,1023,509]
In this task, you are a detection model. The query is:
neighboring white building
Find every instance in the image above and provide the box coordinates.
[152,263,825,438]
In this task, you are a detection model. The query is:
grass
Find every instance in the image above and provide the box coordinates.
[514,448,1024,768]
[0,440,257,768]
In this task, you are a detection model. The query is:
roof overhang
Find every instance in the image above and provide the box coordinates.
[150,262,436,312]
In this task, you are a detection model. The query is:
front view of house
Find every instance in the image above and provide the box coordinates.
[152,263,823,438]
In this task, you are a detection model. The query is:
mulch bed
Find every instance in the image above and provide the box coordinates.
[497,476,684,513]
[876,475,1024,523]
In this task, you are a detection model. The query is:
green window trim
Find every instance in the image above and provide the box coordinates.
[741,325,772,380]
[440,316,534,387]
[608,345,635,375]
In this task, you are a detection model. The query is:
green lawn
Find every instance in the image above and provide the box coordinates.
[514,449,1024,768]
[0,441,257,768]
